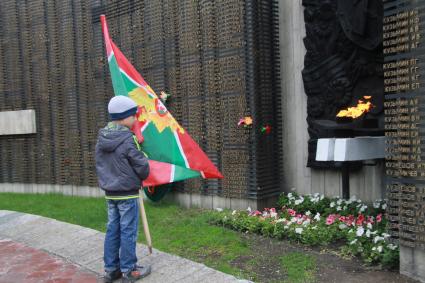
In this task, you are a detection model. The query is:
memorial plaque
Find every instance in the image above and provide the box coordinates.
[384,0,425,248]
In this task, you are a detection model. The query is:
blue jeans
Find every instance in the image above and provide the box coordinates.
[104,198,139,273]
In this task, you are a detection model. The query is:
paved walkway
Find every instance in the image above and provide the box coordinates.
[0,210,251,283]
[0,239,97,282]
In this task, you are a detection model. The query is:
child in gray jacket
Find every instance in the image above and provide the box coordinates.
[95,95,151,283]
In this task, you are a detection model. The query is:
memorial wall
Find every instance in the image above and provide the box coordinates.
[0,0,281,205]
[384,0,425,280]
[384,1,423,248]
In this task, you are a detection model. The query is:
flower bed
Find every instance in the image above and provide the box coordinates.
[209,192,398,268]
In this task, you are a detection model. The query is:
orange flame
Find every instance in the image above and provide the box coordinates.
[336,96,373,119]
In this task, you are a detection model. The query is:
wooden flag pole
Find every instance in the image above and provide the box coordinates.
[139,190,153,255]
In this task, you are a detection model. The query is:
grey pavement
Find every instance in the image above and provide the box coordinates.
[0,210,252,283]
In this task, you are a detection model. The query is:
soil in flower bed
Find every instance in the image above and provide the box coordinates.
[232,233,418,283]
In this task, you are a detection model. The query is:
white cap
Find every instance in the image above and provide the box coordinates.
[108,96,138,120]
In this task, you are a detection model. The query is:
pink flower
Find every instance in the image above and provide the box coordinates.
[296,214,302,219]
[287,209,296,216]
[356,214,365,226]
[376,213,382,223]
[270,208,276,213]
[339,216,346,222]
[326,215,336,225]
[250,210,262,216]
[367,216,374,224]
[345,215,355,226]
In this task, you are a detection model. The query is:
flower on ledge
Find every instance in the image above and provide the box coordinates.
[238,116,253,127]
[160,91,171,102]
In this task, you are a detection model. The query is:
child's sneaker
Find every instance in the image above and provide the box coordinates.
[121,265,151,282]
[104,269,122,283]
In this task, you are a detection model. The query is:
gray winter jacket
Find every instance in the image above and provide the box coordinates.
[95,122,150,197]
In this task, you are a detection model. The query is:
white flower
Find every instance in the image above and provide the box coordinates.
[284,225,289,229]
[215,208,223,212]
[360,205,367,213]
[291,217,297,223]
[312,226,318,230]
[337,206,342,211]
[294,196,304,205]
[366,229,371,237]
[373,202,380,209]
[339,224,347,229]
[223,216,228,221]
[247,207,252,213]
[357,199,362,203]
[367,223,372,229]
[350,239,358,245]
[320,194,325,200]
[330,202,335,208]
[314,213,320,221]
[388,244,398,250]
[356,227,365,237]
[287,193,293,198]
[373,236,384,243]
[295,228,303,234]
[303,219,311,226]
[276,218,285,223]
[305,211,312,216]
[377,246,383,253]
[270,212,278,218]
[382,233,391,239]
[373,236,384,244]
[337,199,343,205]
[350,195,357,202]
[343,206,347,210]
[382,203,387,210]
[232,210,237,215]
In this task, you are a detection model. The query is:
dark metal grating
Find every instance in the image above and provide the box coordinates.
[0,0,282,200]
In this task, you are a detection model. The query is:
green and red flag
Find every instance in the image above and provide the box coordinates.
[100,15,223,189]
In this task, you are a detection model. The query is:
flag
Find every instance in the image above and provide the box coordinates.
[100,15,223,188]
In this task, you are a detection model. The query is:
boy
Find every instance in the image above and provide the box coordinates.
[95,95,151,283]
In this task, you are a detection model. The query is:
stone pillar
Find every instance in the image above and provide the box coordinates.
[278,0,312,195]
[400,246,425,282]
